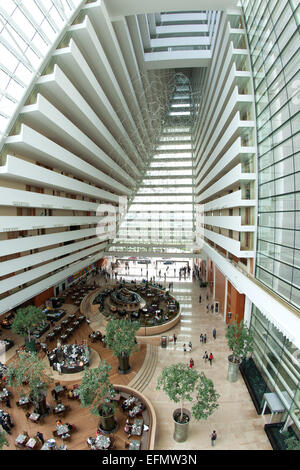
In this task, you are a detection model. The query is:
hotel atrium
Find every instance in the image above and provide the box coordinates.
[0,0,299,451]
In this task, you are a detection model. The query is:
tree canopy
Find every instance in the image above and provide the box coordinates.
[157,362,219,422]
[6,351,52,403]
[12,305,47,343]
[78,361,116,417]
[105,318,140,358]
[226,320,254,362]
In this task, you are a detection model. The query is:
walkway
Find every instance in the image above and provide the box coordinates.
[115,262,272,450]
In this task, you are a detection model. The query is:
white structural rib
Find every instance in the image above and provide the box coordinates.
[20,94,134,190]
[0,155,121,203]
[6,125,131,196]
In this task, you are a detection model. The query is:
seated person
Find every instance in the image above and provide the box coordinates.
[56,419,63,427]
[68,390,74,399]
[65,423,73,432]
[124,419,132,435]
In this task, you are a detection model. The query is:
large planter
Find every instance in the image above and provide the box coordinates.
[227,355,241,382]
[118,354,131,375]
[98,406,118,434]
[173,408,191,443]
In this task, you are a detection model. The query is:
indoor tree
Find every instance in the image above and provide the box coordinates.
[226,320,254,382]
[157,363,219,442]
[12,305,47,351]
[78,361,117,433]
[5,351,53,415]
[105,318,140,374]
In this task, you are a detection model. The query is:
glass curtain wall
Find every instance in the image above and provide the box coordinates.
[242,0,300,309]
[251,305,300,434]
[110,72,195,254]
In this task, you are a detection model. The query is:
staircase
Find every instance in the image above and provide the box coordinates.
[129,343,158,392]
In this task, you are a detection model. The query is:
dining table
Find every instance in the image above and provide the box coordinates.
[94,434,111,450]
[131,419,143,436]
[28,412,40,423]
[129,439,141,450]
[26,437,38,449]
[56,424,70,436]
[15,433,28,446]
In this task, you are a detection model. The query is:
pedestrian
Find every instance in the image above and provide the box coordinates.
[208,352,214,365]
[189,358,194,369]
[36,431,45,445]
[213,328,216,339]
[183,343,186,353]
[200,333,203,343]
[206,293,209,301]
[188,341,192,351]
[203,351,208,363]
[206,304,209,312]
[203,334,207,343]
[199,295,202,303]
[173,333,177,344]
[211,430,217,446]
[211,304,214,313]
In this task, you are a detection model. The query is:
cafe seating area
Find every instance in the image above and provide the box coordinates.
[91,281,179,329]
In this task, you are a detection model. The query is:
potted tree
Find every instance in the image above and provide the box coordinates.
[12,305,47,352]
[157,363,219,442]
[226,320,254,383]
[0,431,9,450]
[78,361,117,433]
[105,318,140,374]
[6,351,53,416]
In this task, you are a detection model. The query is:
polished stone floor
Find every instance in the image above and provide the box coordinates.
[116,261,273,450]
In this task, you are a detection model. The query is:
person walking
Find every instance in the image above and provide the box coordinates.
[211,430,217,446]
[203,334,207,344]
[189,358,194,369]
[206,293,209,301]
[199,295,202,303]
[200,333,203,343]
[188,341,192,352]
[183,343,186,354]
[173,333,177,344]
[211,304,214,313]
[206,304,209,312]
[208,352,214,366]
[203,351,208,363]
[36,431,45,445]
[213,328,217,340]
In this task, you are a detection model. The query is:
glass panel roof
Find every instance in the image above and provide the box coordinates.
[0,0,83,141]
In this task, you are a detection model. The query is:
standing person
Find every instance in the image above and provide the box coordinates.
[189,358,194,369]
[200,333,203,343]
[203,334,207,344]
[211,430,217,446]
[203,351,208,363]
[206,304,209,312]
[173,333,177,344]
[213,328,217,340]
[183,344,186,354]
[208,352,214,366]
[206,293,209,301]
[199,295,202,303]
[188,341,192,351]
[211,304,214,313]
[36,431,45,445]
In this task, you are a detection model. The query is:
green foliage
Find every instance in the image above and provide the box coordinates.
[0,431,9,450]
[5,351,52,403]
[105,318,140,359]
[157,363,219,422]
[283,433,300,450]
[226,320,254,362]
[192,372,220,420]
[12,305,47,343]
[78,361,116,417]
